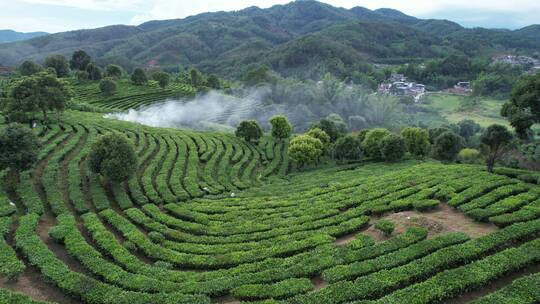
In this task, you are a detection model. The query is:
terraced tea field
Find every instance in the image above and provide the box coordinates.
[71,79,197,111]
[1,112,540,304]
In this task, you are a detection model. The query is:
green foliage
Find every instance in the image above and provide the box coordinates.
[189,69,204,87]
[312,117,346,142]
[235,120,263,143]
[0,123,39,173]
[457,148,482,164]
[380,134,406,162]
[206,74,221,89]
[502,73,540,139]
[270,115,292,140]
[432,131,463,162]
[86,63,102,81]
[413,199,440,211]
[105,64,123,78]
[334,134,363,162]
[307,128,330,152]
[152,71,170,89]
[288,134,323,168]
[131,68,148,85]
[99,78,117,96]
[428,127,452,144]
[374,219,395,236]
[362,128,391,159]
[70,50,92,71]
[481,124,514,173]
[75,70,89,82]
[6,72,71,122]
[88,133,138,183]
[401,127,430,158]
[44,54,70,77]
[244,65,272,86]
[18,60,43,76]
[458,119,481,141]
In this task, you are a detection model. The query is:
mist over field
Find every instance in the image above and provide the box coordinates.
[107,89,268,131]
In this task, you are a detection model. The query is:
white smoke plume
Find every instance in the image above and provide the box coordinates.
[106,89,268,131]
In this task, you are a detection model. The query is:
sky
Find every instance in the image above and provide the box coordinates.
[1,0,539,33]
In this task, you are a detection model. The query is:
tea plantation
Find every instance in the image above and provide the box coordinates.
[1,112,540,304]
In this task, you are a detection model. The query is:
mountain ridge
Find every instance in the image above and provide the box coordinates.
[0,0,538,78]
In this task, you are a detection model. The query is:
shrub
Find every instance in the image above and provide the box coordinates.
[75,70,89,82]
[401,127,430,158]
[362,128,391,159]
[334,134,363,162]
[374,220,395,236]
[458,148,482,164]
[235,120,263,143]
[88,133,138,183]
[380,134,406,162]
[269,115,292,140]
[99,78,117,96]
[413,199,440,211]
[288,135,323,168]
[432,131,463,162]
[44,54,70,77]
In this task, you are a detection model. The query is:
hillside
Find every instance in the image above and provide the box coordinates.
[0,29,47,44]
[1,1,539,78]
[2,109,540,303]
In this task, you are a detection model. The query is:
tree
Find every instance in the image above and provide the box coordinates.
[362,128,391,159]
[307,128,331,153]
[99,78,117,96]
[244,65,272,86]
[105,64,123,78]
[18,61,43,76]
[458,119,481,143]
[88,133,138,183]
[288,135,323,169]
[334,134,363,162]
[269,115,292,140]
[235,120,263,143]
[480,124,514,173]
[207,74,221,89]
[44,54,70,77]
[75,70,89,82]
[70,50,92,71]
[458,148,482,164]
[432,131,463,162]
[189,69,204,87]
[502,73,540,139]
[8,72,71,122]
[131,68,148,85]
[0,123,39,175]
[152,71,170,89]
[401,127,430,158]
[380,134,406,162]
[428,127,452,144]
[312,118,346,142]
[86,63,102,81]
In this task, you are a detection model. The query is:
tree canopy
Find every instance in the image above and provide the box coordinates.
[270,115,292,140]
[235,120,263,143]
[88,133,138,183]
[481,124,514,173]
[0,123,39,173]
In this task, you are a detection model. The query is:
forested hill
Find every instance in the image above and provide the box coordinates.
[0,29,47,43]
[1,0,539,78]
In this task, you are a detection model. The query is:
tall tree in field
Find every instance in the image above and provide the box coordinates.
[70,50,92,71]
[270,115,292,141]
[0,123,39,177]
[44,54,70,77]
[501,73,540,139]
[481,124,514,173]
[8,72,71,122]
[235,120,263,143]
[105,64,123,78]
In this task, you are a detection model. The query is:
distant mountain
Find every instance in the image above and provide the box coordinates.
[0,0,538,79]
[0,29,48,43]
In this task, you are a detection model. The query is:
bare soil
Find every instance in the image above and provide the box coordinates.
[364,204,498,241]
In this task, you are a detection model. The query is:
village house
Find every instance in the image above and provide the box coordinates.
[378,74,426,99]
